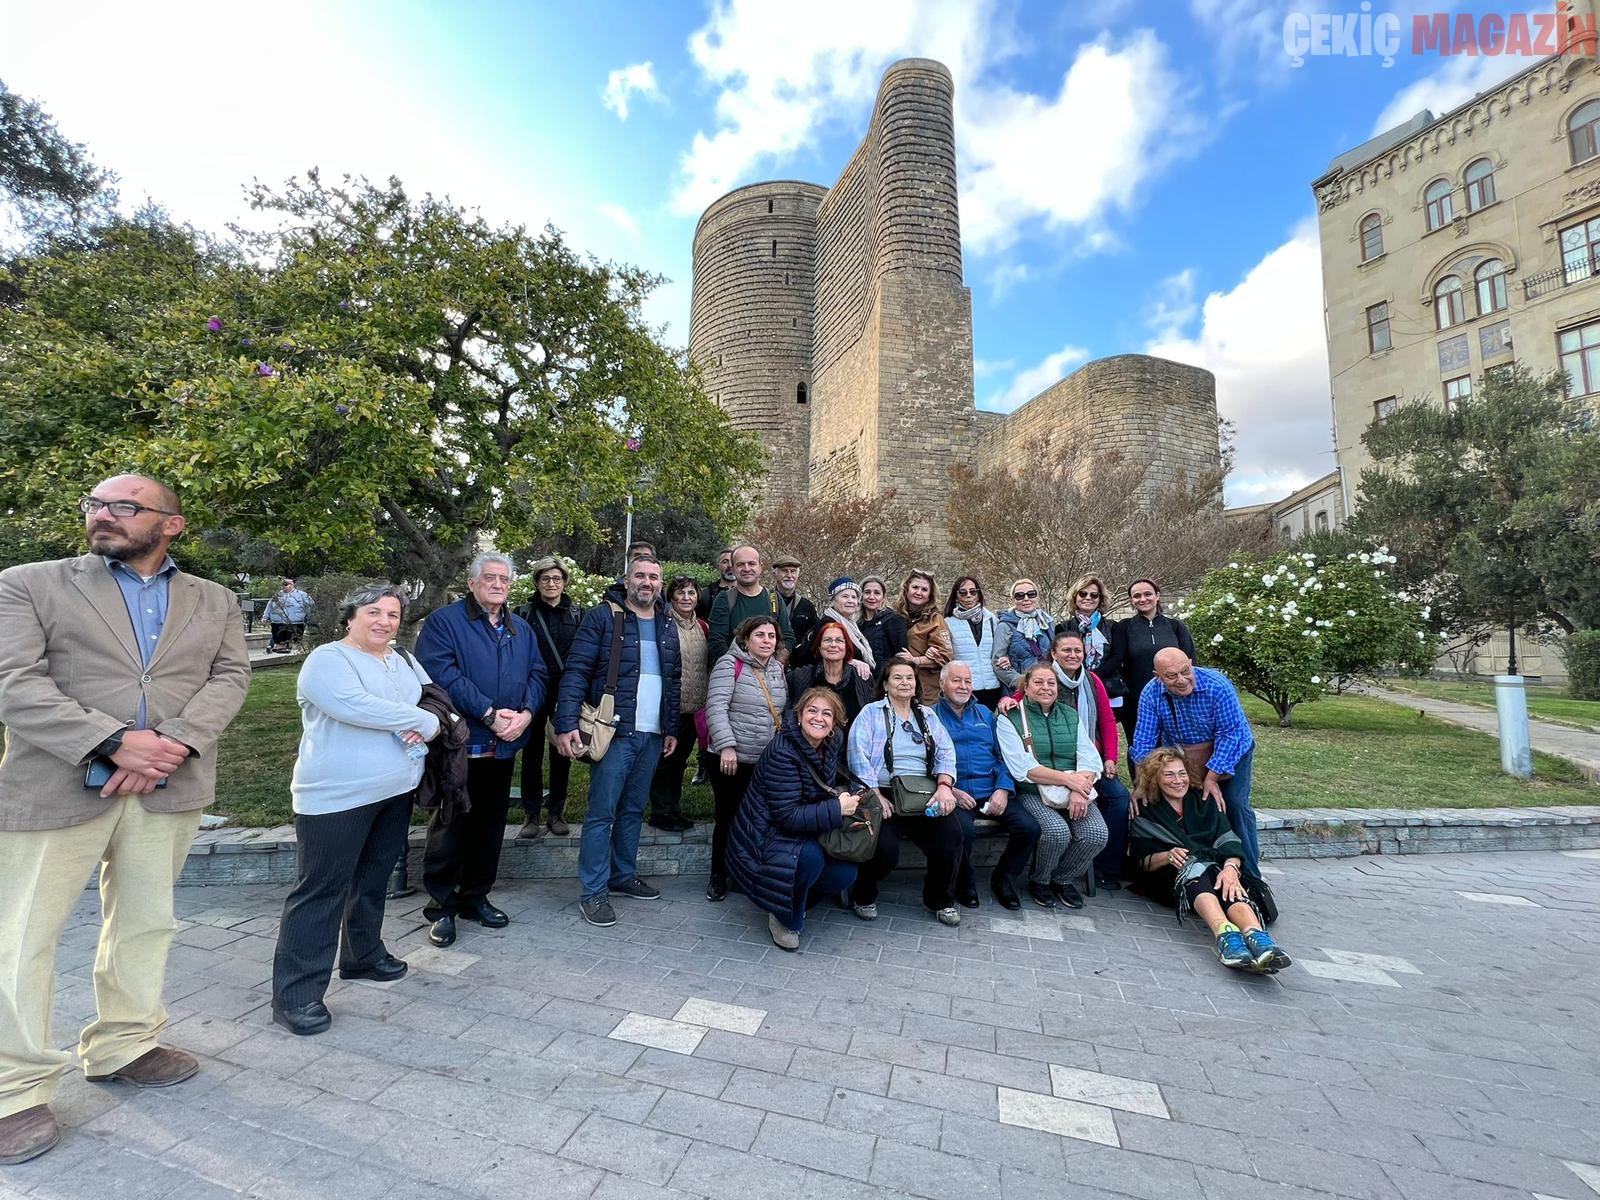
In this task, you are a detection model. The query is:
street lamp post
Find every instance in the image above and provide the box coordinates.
[1494,611,1533,778]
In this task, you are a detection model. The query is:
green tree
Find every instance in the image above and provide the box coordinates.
[1,78,117,247]
[1180,546,1432,727]
[1350,365,1600,646]
[0,172,761,614]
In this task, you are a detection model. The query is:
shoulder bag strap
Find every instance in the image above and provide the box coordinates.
[911,703,935,775]
[602,603,626,695]
[532,609,564,672]
[752,665,782,732]
[881,704,894,774]
[1165,689,1181,737]
[1018,700,1035,755]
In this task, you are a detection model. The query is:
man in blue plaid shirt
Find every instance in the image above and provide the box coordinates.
[1130,649,1260,874]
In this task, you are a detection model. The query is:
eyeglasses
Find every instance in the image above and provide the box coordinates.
[537,573,565,583]
[1013,590,1037,601]
[80,496,178,519]
[900,720,926,746]
[1077,590,1100,600]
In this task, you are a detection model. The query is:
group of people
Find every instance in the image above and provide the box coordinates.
[0,481,1289,1167]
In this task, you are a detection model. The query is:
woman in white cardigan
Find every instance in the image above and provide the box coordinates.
[942,576,1004,709]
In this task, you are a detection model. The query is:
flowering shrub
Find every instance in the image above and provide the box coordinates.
[1178,546,1435,726]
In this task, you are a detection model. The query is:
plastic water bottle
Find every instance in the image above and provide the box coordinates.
[924,800,940,818]
[396,732,428,760]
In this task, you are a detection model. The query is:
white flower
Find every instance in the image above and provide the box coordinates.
[1311,630,1320,638]
[1261,574,1275,587]
[1417,631,1426,640]
[1245,625,1256,633]
[1336,582,1347,590]
[1373,571,1382,579]
[1310,675,1322,684]
[1346,609,1356,617]
[1358,553,1371,564]
[1305,617,1314,624]
[1211,634,1223,645]
[1228,562,1239,570]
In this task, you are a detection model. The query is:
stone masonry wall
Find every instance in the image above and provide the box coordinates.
[690,182,827,506]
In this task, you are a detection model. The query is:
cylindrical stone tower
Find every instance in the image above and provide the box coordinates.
[690,181,828,506]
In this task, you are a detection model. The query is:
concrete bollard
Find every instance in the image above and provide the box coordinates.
[1494,674,1534,779]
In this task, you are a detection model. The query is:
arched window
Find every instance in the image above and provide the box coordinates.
[796,382,808,405]
[1434,276,1465,328]
[1360,213,1384,262]
[1475,259,1508,314]
[1570,99,1600,164]
[1425,179,1454,231]
[1464,159,1496,211]
[1315,511,1329,531]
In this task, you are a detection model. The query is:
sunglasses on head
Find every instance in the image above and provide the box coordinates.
[1013,590,1037,601]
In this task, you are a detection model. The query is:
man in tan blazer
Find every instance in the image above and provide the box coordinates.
[0,474,250,1165]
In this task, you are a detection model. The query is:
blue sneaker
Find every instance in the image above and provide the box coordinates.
[1243,929,1291,972]
[1215,928,1253,969]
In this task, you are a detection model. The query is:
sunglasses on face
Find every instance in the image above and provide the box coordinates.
[1077,590,1100,599]
[957,586,978,595]
[1013,590,1037,601]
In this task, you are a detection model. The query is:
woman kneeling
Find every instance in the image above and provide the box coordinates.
[1128,749,1291,973]
[728,689,864,951]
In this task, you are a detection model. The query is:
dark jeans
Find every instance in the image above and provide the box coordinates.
[1095,774,1132,878]
[269,621,305,650]
[519,708,570,822]
[955,801,1040,895]
[708,760,755,881]
[1219,749,1260,876]
[272,790,413,1007]
[851,810,964,910]
[648,713,698,822]
[422,756,517,920]
[782,840,857,932]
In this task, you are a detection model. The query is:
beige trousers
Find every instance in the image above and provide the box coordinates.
[0,797,199,1118]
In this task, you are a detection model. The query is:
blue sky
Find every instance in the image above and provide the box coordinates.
[0,0,1537,502]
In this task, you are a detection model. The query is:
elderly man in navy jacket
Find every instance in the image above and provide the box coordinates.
[416,553,547,948]
[554,556,680,929]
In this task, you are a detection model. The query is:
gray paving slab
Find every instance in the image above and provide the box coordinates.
[9,851,1600,1198]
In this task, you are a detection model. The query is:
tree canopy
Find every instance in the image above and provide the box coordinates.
[0,78,117,246]
[1350,365,1600,644]
[0,172,762,610]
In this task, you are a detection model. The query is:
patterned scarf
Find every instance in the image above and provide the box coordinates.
[822,605,875,669]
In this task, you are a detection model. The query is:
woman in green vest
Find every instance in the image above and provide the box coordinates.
[994,663,1108,909]
[1128,747,1291,973]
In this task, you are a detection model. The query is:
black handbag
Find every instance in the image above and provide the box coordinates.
[882,704,939,816]
[1245,873,1279,926]
[804,760,882,864]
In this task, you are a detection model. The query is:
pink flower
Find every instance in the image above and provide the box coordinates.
[256,363,275,377]
[205,316,223,332]
[625,436,642,451]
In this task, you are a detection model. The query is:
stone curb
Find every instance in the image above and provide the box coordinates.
[177,805,1600,886]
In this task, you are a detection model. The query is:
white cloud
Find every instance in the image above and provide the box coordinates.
[602,61,662,121]
[1144,268,1198,343]
[1188,0,1301,82]
[1143,218,1333,505]
[972,355,1015,379]
[671,2,1199,255]
[987,261,1032,301]
[599,202,640,236]
[979,342,1091,413]
[1369,53,1526,137]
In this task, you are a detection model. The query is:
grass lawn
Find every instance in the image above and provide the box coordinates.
[1383,677,1600,734]
[202,673,1597,826]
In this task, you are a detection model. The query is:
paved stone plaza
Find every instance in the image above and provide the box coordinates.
[6,849,1600,1200]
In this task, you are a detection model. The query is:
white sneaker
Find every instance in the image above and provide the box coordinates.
[768,914,800,951]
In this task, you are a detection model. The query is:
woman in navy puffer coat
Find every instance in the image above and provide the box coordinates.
[727,690,866,951]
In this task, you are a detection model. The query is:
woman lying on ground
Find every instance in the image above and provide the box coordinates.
[1126,748,1291,973]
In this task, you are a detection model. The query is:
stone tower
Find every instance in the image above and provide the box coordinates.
[690,182,828,505]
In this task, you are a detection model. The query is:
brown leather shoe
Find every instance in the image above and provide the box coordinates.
[85,1046,199,1088]
[0,1105,59,1165]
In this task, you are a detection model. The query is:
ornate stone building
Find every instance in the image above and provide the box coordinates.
[689,58,1220,532]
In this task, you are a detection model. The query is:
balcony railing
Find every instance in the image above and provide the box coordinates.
[1524,249,1600,300]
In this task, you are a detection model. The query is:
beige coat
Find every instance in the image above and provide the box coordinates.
[0,554,252,831]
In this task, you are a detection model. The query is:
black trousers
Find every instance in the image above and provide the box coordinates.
[708,760,755,881]
[269,621,305,649]
[423,756,517,920]
[648,713,698,822]
[851,810,964,910]
[518,706,570,821]
[955,802,1042,894]
[272,790,413,1007]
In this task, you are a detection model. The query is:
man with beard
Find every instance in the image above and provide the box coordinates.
[0,475,250,1165]
[554,556,681,928]
[706,544,793,664]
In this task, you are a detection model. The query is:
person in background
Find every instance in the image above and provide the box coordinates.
[1057,574,1122,712]
[786,620,872,728]
[797,578,874,677]
[516,556,577,839]
[554,557,681,929]
[415,553,547,949]
[995,663,1108,910]
[1048,630,1131,891]
[934,662,1038,911]
[942,576,1004,709]
[707,545,794,663]
[627,541,655,562]
[896,570,952,705]
[859,575,908,666]
[647,575,706,833]
[263,576,315,653]
[1128,748,1289,973]
[847,655,964,927]
[271,585,439,1036]
[0,475,250,1165]
[1111,578,1194,750]
[771,554,818,654]
[996,578,1054,690]
[727,689,863,951]
[697,547,734,620]
[703,615,788,901]
[1130,649,1260,876]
